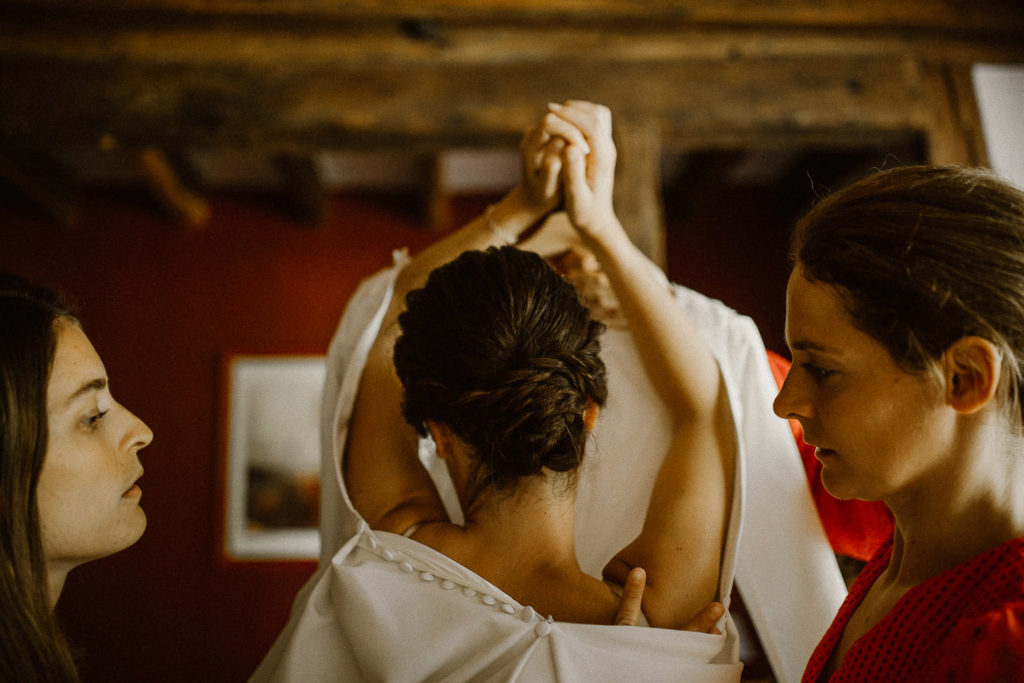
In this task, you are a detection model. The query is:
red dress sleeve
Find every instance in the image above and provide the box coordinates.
[933,602,1024,680]
[766,350,893,561]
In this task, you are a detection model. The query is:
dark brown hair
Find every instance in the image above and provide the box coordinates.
[394,247,607,495]
[0,272,80,682]
[791,164,1024,424]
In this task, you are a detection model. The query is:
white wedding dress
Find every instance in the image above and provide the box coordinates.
[251,251,844,682]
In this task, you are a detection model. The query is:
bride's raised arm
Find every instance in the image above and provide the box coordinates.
[550,100,736,630]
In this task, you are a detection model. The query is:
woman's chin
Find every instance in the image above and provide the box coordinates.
[819,467,859,501]
[113,509,148,554]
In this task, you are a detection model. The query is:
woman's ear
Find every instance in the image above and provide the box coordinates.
[583,398,599,432]
[425,420,454,460]
[943,336,1002,414]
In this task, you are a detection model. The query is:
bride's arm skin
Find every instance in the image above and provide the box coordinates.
[613,567,726,633]
[551,100,736,630]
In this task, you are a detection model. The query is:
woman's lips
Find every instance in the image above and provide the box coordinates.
[123,469,144,497]
[815,447,837,459]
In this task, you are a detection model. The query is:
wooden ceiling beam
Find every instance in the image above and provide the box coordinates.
[1,22,1021,67]
[0,1,1013,248]
[0,55,996,149]
[6,0,1024,35]
[1,2,1019,154]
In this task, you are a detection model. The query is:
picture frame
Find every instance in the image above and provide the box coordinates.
[220,354,326,561]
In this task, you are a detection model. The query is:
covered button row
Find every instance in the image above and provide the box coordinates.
[370,539,554,636]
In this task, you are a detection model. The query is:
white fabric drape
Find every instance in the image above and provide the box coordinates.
[251,250,844,682]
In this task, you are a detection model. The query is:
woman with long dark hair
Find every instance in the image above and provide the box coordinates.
[1,274,152,681]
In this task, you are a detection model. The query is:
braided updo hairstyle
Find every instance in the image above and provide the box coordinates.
[394,246,608,494]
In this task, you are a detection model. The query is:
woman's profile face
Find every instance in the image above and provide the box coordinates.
[37,322,153,572]
[773,267,954,502]
[547,246,623,326]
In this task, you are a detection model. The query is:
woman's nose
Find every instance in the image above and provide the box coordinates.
[773,373,804,421]
[121,407,154,453]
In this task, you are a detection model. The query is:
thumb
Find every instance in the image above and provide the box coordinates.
[613,567,646,626]
[562,144,589,205]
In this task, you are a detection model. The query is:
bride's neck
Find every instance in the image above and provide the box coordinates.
[462,474,580,567]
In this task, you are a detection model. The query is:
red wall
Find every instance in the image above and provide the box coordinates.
[665,183,791,356]
[0,187,787,681]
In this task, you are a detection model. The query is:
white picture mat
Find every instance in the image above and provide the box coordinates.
[225,355,325,560]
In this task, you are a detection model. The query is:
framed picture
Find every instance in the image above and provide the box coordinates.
[221,354,326,561]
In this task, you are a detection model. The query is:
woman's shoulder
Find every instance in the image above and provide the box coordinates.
[901,535,1024,619]
[932,597,1024,679]
[942,535,1024,600]
[924,536,1024,678]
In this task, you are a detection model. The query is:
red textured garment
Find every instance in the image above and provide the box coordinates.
[802,535,1024,682]
[765,351,893,561]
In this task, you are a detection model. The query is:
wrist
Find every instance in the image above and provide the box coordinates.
[485,186,551,243]
[579,213,630,253]
[485,204,518,245]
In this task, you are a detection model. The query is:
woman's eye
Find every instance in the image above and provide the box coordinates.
[802,363,834,382]
[85,410,110,429]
